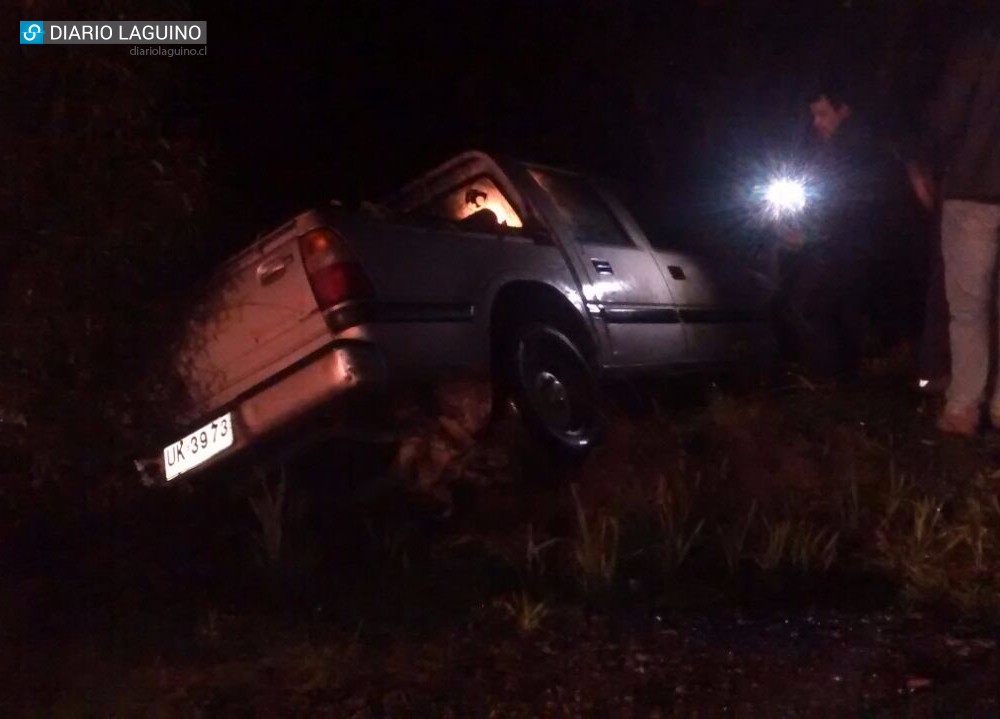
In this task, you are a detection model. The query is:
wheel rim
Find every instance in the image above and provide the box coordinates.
[517,332,597,444]
[531,370,573,430]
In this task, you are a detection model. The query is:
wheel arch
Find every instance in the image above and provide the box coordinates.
[488,281,597,368]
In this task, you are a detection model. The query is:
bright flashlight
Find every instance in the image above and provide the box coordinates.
[763,177,807,218]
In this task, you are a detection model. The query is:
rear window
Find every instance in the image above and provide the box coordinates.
[408,175,523,231]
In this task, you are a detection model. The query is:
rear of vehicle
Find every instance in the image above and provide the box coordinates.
[152,151,565,482]
[156,212,386,482]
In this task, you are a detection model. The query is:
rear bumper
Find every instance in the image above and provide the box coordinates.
[138,340,386,485]
[239,340,385,436]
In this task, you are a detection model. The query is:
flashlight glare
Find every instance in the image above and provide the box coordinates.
[764,178,806,216]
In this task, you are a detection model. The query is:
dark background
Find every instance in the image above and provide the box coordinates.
[183,0,988,240]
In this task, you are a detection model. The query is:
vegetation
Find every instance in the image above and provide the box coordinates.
[4,0,207,509]
[6,366,1000,711]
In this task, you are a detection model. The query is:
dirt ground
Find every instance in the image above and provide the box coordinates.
[4,604,999,716]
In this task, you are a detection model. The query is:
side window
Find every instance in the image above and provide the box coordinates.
[529,168,634,247]
[610,182,692,251]
[412,175,523,231]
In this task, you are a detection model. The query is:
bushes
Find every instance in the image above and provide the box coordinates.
[5,0,209,503]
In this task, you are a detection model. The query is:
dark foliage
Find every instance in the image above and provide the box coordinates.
[5,0,209,500]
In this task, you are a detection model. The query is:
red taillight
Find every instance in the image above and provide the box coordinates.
[308,262,374,309]
[298,228,374,310]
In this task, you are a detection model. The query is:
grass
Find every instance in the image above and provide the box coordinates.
[248,465,287,570]
[570,484,620,595]
[569,373,1000,615]
[213,370,1000,624]
[12,363,1000,712]
[717,501,757,575]
[656,472,705,571]
[367,370,1000,619]
[872,486,1000,613]
[13,364,1000,715]
[498,590,549,633]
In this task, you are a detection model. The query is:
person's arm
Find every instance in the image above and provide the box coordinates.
[906,160,936,212]
[778,227,806,249]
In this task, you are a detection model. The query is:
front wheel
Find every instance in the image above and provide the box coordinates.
[504,323,604,454]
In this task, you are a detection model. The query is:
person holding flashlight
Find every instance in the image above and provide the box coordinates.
[775,81,889,382]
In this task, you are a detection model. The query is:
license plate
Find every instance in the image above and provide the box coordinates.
[163,412,234,481]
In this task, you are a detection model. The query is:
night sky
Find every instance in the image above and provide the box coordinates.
[184,1,984,237]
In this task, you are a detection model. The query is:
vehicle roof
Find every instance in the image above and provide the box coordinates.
[386,150,509,211]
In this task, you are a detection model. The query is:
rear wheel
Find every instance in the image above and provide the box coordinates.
[504,323,603,454]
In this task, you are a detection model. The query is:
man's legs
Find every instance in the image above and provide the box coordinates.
[788,251,835,379]
[770,247,805,363]
[791,249,866,381]
[940,200,1000,431]
[834,260,870,380]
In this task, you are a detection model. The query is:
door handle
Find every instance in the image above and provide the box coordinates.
[667,265,686,280]
[257,255,291,285]
[592,259,614,275]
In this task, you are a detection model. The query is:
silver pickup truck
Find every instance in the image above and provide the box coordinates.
[152,151,774,483]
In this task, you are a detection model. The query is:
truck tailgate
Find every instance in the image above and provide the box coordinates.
[178,223,331,415]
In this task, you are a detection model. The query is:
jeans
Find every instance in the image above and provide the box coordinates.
[770,247,805,362]
[941,199,1000,411]
[783,245,870,380]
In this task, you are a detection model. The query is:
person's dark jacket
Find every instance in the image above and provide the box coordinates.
[807,116,889,263]
[927,21,1000,203]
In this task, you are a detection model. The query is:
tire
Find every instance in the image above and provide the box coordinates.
[503,322,604,454]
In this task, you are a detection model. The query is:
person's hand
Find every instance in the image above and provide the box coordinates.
[906,161,936,212]
[779,227,805,250]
